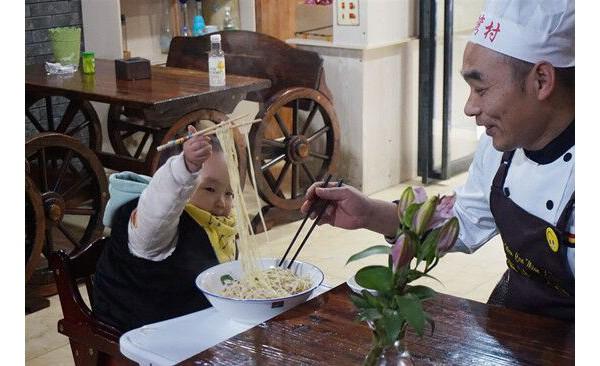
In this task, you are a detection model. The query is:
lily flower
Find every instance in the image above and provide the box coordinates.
[426,194,456,231]
[391,234,415,270]
[412,195,438,236]
[398,186,428,221]
[436,217,459,253]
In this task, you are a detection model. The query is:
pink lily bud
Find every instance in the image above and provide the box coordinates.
[426,194,456,231]
[397,186,428,221]
[391,234,415,270]
[437,217,459,253]
[412,195,438,236]
[413,186,427,204]
[397,187,415,221]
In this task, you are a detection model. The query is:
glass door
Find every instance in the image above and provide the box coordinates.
[418,0,484,184]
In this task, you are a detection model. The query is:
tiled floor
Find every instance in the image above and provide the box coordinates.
[25,172,506,365]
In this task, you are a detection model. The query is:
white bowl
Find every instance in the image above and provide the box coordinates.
[195,258,324,324]
[346,274,379,296]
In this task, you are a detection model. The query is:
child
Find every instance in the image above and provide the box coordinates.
[93,125,237,332]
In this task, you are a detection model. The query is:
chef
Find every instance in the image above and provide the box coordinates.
[301,0,575,321]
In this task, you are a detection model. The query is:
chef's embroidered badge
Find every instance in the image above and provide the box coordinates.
[546,227,559,253]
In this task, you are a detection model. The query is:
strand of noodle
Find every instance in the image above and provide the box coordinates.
[242,131,270,243]
[215,127,259,273]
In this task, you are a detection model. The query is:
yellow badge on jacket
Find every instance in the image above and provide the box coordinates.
[546,227,559,253]
[184,203,237,263]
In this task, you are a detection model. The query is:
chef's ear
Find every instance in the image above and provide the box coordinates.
[531,61,556,101]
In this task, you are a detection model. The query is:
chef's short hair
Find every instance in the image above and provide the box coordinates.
[503,54,574,91]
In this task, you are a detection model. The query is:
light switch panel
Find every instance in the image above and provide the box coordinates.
[337,0,359,26]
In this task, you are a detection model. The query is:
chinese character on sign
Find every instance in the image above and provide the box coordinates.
[483,21,501,42]
[473,14,485,35]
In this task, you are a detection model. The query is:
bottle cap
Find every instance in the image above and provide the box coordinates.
[210,34,221,43]
[82,51,95,57]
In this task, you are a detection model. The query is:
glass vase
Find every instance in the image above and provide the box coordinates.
[364,324,414,366]
[378,339,414,366]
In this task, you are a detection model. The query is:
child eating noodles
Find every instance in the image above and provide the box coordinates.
[93,125,237,332]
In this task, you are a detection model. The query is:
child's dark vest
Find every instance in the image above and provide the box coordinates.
[92,198,218,332]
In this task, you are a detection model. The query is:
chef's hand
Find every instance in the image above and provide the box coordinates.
[183,125,212,173]
[301,182,372,230]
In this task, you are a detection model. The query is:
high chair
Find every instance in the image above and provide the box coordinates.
[50,238,135,366]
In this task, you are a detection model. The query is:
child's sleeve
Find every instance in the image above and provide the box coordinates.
[127,153,199,261]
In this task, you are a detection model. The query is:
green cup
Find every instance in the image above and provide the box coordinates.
[48,27,82,68]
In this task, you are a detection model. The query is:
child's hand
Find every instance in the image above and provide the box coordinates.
[183,125,212,173]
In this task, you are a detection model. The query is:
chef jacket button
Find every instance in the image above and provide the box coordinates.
[563,153,572,162]
[503,187,510,197]
[546,200,554,210]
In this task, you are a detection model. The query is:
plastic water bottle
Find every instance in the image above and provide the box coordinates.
[159,1,172,53]
[179,0,190,36]
[208,34,226,86]
[223,6,236,30]
[192,0,205,36]
[192,16,205,36]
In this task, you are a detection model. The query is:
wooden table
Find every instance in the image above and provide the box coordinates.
[180,284,574,365]
[25,59,271,174]
[25,59,271,124]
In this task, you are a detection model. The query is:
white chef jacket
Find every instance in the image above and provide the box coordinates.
[451,134,575,275]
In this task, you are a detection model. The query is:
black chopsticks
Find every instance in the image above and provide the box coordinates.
[278,175,344,269]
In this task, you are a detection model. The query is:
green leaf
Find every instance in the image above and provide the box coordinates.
[356,266,393,292]
[406,269,443,286]
[349,293,371,309]
[380,309,406,344]
[220,274,234,285]
[395,294,426,337]
[403,203,422,230]
[363,290,383,308]
[357,308,382,322]
[404,285,437,301]
[346,245,391,265]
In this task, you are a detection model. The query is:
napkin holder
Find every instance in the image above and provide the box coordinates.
[115,57,151,80]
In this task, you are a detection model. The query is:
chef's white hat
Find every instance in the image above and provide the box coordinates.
[471,0,574,67]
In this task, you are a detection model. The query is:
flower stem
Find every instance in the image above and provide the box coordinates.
[363,343,384,366]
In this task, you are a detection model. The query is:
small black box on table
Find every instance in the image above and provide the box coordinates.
[115,57,151,80]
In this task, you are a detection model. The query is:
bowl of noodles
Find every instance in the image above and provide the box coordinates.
[195,258,324,324]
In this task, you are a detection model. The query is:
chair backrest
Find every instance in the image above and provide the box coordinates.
[166,30,325,103]
[50,238,131,365]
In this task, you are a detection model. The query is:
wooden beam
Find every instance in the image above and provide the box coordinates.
[255,0,296,41]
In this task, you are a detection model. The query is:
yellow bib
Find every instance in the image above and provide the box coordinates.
[184,204,237,263]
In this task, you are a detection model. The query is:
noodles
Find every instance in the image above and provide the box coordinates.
[215,125,312,300]
[216,125,258,274]
[221,267,312,299]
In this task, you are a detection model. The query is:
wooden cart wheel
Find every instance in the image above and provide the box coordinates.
[107,104,157,159]
[26,94,102,151]
[250,87,340,210]
[26,133,108,253]
[108,105,247,185]
[26,175,46,283]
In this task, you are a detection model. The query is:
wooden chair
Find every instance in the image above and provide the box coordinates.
[50,238,135,366]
